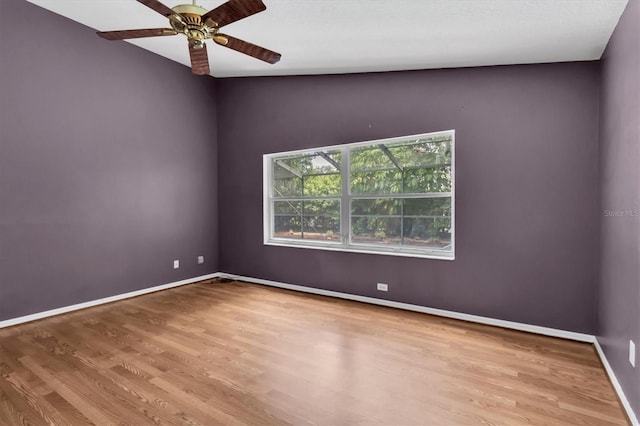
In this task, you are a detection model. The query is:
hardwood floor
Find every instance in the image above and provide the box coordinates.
[0,280,629,425]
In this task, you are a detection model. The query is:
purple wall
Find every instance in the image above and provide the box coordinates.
[598,0,640,418]
[0,1,218,321]
[217,63,600,333]
[2,1,636,414]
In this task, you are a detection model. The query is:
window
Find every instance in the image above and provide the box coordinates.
[263,130,454,259]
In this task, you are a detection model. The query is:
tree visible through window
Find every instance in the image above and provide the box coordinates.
[272,150,342,241]
[264,130,454,259]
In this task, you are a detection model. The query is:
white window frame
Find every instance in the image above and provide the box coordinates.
[263,130,455,260]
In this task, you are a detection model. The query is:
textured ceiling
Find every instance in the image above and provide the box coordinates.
[26,0,628,78]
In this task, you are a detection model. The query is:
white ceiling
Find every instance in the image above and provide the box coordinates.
[26,0,628,78]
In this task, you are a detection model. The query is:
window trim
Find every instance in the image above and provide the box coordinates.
[263,130,455,260]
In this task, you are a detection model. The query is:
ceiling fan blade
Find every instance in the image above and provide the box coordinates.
[97,28,178,41]
[215,34,281,64]
[202,0,266,28]
[137,0,179,17]
[189,42,211,75]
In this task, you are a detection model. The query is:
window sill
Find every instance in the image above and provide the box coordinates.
[264,239,455,260]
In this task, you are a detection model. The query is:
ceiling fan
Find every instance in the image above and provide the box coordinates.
[97,0,281,75]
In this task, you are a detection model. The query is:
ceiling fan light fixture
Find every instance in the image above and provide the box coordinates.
[171,4,208,18]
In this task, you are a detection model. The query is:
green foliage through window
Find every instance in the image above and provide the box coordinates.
[266,131,454,258]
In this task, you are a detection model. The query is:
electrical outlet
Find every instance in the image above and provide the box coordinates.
[377,283,388,292]
[630,340,636,367]
[173,260,180,269]
[197,256,204,264]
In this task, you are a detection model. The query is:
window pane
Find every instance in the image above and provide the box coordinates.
[403,217,452,248]
[274,200,341,241]
[273,151,342,198]
[274,200,302,215]
[403,197,451,216]
[350,145,400,195]
[388,138,452,168]
[350,137,452,195]
[350,145,396,170]
[301,199,341,241]
[403,166,452,193]
[352,198,402,216]
[350,170,403,195]
[302,151,341,175]
[303,150,342,196]
[351,217,401,245]
[274,216,302,239]
[302,216,341,241]
[273,201,302,238]
[303,173,341,197]
[403,198,452,248]
[303,199,340,216]
[273,161,302,197]
[351,197,451,249]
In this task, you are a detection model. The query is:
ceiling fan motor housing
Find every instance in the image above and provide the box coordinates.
[170,4,214,47]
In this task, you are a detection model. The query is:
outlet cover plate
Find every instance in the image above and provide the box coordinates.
[630,340,636,367]
[173,260,180,269]
[197,256,204,264]
[377,283,388,292]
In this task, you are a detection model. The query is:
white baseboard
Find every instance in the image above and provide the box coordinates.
[2,271,594,344]
[220,273,595,343]
[0,272,222,329]
[594,339,639,425]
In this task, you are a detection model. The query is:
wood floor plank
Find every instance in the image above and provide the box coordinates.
[0,379,49,426]
[18,355,120,425]
[2,371,72,426]
[43,392,93,426]
[0,280,631,425]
